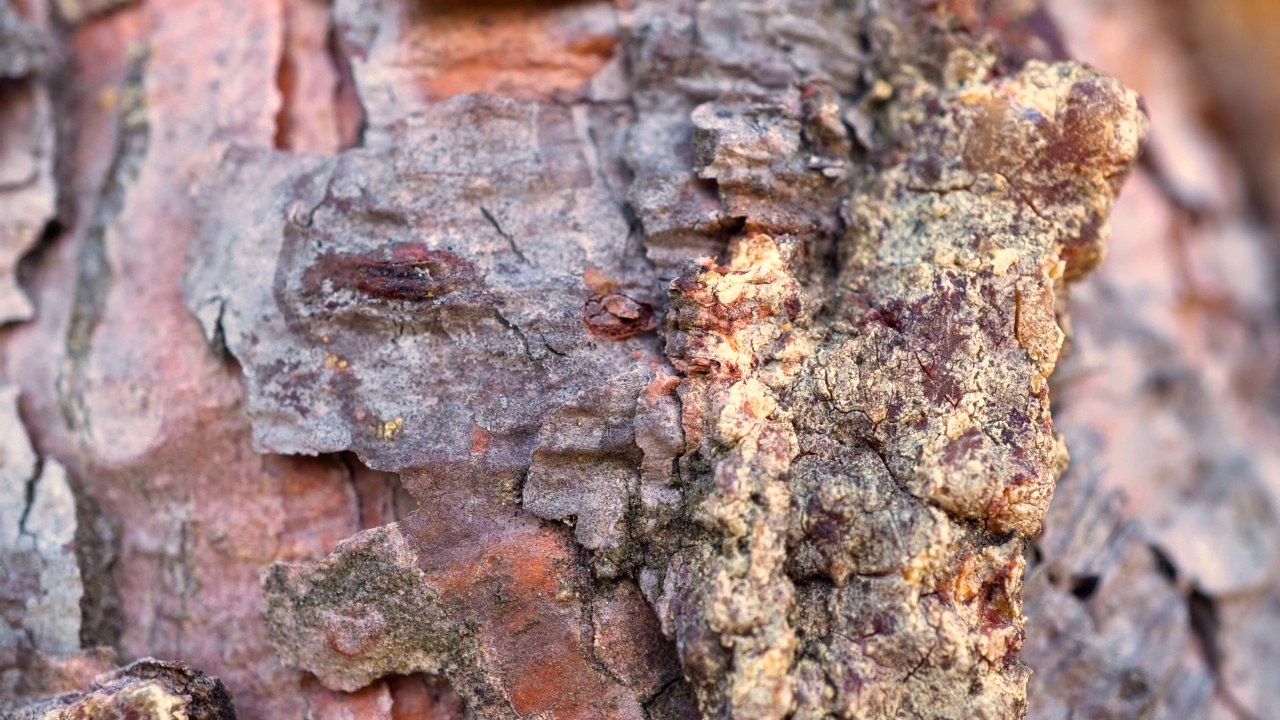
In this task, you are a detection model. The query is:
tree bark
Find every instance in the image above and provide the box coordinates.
[1,0,1277,719]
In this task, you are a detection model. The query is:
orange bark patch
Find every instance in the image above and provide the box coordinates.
[398,0,617,101]
[404,473,646,719]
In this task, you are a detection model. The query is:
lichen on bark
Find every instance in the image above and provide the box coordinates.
[645,46,1145,720]
[182,1,1146,717]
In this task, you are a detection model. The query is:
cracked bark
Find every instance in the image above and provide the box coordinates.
[4,0,1280,719]
[189,2,1145,717]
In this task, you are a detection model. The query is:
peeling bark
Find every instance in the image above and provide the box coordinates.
[0,0,54,326]
[6,0,1280,718]
[186,1,1144,717]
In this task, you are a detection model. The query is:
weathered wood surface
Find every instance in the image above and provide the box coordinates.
[1,0,1277,718]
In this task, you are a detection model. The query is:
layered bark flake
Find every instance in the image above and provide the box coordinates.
[0,384,88,704]
[183,1,1146,718]
[12,658,236,720]
[0,0,56,326]
[188,94,672,719]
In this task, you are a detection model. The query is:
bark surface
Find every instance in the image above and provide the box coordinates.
[1,0,1277,719]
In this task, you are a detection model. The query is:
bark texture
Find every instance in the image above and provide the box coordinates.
[15,658,236,720]
[1,0,1278,719]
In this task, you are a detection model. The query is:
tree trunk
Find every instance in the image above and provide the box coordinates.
[2,0,1277,718]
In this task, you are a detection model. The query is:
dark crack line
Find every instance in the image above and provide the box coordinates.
[480,206,529,265]
[900,644,935,685]
[539,331,569,357]
[1186,584,1262,720]
[16,454,45,540]
[642,673,685,708]
[865,439,948,519]
[493,309,533,360]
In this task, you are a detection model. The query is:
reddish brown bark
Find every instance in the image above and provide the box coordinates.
[3,1,1279,719]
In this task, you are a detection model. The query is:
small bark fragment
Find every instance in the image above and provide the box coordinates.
[12,658,236,720]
